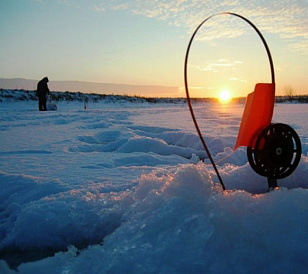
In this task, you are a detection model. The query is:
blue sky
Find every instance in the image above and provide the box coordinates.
[0,0,307,97]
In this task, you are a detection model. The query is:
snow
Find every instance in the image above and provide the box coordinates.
[0,98,308,273]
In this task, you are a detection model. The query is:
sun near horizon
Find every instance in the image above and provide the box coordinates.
[218,89,232,104]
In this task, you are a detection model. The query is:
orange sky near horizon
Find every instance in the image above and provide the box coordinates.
[1,1,307,98]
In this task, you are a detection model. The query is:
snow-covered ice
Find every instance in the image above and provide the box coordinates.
[0,99,307,273]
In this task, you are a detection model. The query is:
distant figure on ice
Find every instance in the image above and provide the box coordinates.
[36,77,50,111]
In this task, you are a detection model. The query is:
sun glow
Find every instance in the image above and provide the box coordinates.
[218,89,232,103]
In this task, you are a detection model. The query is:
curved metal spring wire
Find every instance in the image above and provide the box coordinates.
[184,12,275,191]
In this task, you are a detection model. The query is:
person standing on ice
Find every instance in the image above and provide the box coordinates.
[36,77,50,111]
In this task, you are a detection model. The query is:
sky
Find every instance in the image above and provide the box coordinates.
[0,0,307,97]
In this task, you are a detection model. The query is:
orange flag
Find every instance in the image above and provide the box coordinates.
[234,83,275,150]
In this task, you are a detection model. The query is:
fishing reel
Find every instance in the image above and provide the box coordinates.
[184,12,303,191]
[247,123,302,188]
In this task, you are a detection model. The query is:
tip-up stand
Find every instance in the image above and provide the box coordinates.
[184,12,302,192]
[235,84,301,191]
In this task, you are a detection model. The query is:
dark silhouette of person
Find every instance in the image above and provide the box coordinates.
[36,77,50,111]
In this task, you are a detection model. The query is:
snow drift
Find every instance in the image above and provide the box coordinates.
[0,99,307,273]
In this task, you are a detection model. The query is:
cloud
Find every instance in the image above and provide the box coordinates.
[230,77,247,83]
[191,59,242,73]
[100,0,308,53]
[93,4,106,12]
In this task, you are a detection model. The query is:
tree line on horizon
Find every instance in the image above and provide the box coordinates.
[0,88,308,103]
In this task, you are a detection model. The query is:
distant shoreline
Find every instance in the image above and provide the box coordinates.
[1,88,308,104]
[0,78,180,97]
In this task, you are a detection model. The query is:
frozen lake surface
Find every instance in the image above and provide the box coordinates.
[0,100,307,273]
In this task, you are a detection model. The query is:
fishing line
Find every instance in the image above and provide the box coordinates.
[215,150,236,165]
[184,12,275,191]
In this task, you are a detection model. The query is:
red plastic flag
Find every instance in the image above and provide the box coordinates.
[234,83,275,150]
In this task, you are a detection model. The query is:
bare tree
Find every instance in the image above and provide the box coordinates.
[284,85,295,101]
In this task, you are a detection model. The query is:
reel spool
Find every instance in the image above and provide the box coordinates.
[247,123,302,188]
